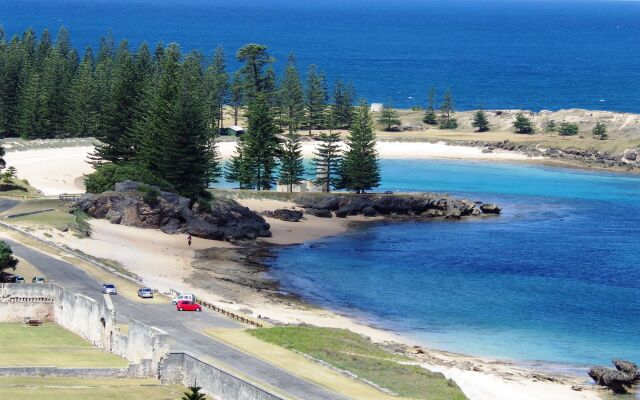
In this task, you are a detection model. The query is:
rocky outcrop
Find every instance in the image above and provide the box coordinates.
[458,139,640,171]
[295,194,500,220]
[74,181,271,241]
[263,209,304,222]
[589,359,640,394]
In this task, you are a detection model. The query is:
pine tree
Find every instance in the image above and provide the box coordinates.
[225,135,253,189]
[40,48,71,137]
[306,65,327,134]
[242,93,281,190]
[94,33,115,138]
[279,54,305,134]
[181,385,206,400]
[544,120,557,134]
[338,102,380,193]
[0,38,24,134]
[278,132,305,192]
[229,71,244,126]
[204,46,228,133]
[378,102,400,130]
[16,67,45,138]
[92,41,145,164]
[137,43,183,178]
[313,122,342,193]
[66,47,98,136]
[513,113,534,134]
[472,109,490,132]
[164,51,211,199]
[438,88,457,129]
[236,44,272,100]
[333,81,355,129]
[592,121,607,140]
[423,87,438,125]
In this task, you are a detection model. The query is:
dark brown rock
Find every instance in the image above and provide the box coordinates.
[75,181,271,241]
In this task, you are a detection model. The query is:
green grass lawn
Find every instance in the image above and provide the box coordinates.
[0,377,185,400]
[0,323,127,367]
[248,326,467,400]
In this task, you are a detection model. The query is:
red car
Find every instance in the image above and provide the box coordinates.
[176,300,202,312]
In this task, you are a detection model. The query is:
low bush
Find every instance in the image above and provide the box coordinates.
[85,163,173,194]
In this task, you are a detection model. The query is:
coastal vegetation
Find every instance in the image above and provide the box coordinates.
[422,87,438,125]
[472,109,490,132]
[248,326,467,399]
[438,89,458,129]
[513,112,534,134]
[378,102,401,130]
[0,241,18,277]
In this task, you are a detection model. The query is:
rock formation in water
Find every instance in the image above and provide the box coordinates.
[294,193,501,219]
[74,181,271,241]
[589,359,640,394]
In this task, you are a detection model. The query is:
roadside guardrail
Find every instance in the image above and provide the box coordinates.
[169,288,263,328]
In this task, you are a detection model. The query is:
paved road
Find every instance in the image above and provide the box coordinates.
[0,199,348,400]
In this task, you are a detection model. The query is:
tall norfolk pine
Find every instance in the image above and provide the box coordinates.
[337,102,380,193]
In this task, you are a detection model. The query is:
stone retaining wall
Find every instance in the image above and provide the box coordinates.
[160,352,284,400]
[0,364,143,378]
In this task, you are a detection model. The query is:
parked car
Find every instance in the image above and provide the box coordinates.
[175,300,201,312]
[137,287,153,298]
[172,293,195,305]
[32,276,45,283]
[12,276,25,283]
[101,283,117,295]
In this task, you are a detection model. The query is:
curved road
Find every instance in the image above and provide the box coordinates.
[0,199,348,400]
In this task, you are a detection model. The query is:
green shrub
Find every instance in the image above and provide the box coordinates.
[85,163,173,194]
[142,188,160,206]
[0,241,18,275]
[558,122,579,136]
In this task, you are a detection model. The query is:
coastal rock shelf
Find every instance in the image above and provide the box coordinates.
[74,181,271,241]
[589,359,640,394]
[294,194,501,219]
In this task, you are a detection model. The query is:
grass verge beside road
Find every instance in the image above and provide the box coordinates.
[248,326,467,400]
[0,323,127,367]
[0,377,184,400]
[206,328,399,400]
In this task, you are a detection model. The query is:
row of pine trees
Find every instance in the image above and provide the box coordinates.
[0,27,381,199]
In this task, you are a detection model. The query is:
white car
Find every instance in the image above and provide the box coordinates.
[137,287,154,298]
[102,283,117,295]
[172,293,195,305]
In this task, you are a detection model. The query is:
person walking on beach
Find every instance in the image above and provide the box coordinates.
[187,234,192,247]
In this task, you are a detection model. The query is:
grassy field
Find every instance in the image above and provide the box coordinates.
[0,323,127,367]
[206,328,400,400]
[0,178,42,198]
[0,377,184,400]
[248,326,467,400]
[0,199,82,232]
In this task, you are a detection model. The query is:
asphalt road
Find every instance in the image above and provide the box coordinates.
[0,199,349,400]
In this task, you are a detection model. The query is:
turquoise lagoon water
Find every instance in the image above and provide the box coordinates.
[268,160,640,367]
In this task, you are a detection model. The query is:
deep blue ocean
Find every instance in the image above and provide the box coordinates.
[1,0,640,111]
[270,160,640,367]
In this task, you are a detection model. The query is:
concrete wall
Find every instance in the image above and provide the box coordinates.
[0,284,167,378]
[160,353,284,400]
[0,364,141,378]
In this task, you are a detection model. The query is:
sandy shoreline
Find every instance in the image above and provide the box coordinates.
[0,142,607,399]
[16,197,601,400]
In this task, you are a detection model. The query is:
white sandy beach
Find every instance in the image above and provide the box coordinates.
[218,140,538,161]
[1,143,602,400]
[4,146,93,196]
[1,141,539,196]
